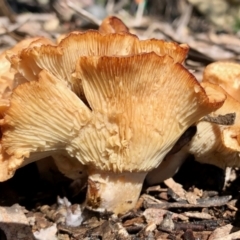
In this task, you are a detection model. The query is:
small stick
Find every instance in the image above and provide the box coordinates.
[0,15,30,36]
[144,195,232,209]
[0,0,16,23]
[135,0,145,26]
[67,0,101,26]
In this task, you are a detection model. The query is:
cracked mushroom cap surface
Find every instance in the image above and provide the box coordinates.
[9,31,189,99]
[203,61,240,102]
[187,82,240,169]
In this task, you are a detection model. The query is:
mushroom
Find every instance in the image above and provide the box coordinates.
[187,82,240,169]
[146,126,197,185]
[99,16,129,34]
[147,81,240,185]
[0,37,54,115]
[9,30,189,101]
[4,29,190,184]
[0,51,225,214]
[202,61,240,102]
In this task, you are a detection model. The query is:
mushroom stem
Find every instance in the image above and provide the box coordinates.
[86,170,147,214]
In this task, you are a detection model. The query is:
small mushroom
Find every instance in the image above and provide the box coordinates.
[99,16,129,34]
[187,82,240,169]
[0,52,225,214]
[0,70,90,179]
[203,61,240,102]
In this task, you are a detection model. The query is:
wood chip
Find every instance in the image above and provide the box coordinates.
[164,178,186,200]
[185,192,199,204]
[208,224,240,240]
[183,211,213,220]
[143,208,188,226]
[146,185,167,194]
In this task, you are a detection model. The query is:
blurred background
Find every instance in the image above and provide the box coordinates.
[0,0,240,76]
[2,0,240,31]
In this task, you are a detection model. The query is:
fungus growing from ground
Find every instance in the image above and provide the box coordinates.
[0,50,225,214]
[203,61,240,102]
[0,16,228,214]
[187,82,240,169]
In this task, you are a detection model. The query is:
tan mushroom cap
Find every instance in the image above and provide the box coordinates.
[187,82,240,169]
[99,16,129,34]
[0,70,91,181]
[9,31,189,99]
[0,37,54,115]
[203,61,240,102]
[1,53,225,213]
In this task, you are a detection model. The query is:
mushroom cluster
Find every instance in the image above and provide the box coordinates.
[0,17,226,214]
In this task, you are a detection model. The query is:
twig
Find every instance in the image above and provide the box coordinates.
[113,0,129,13]
[202,113,236,126]
[175,4,193,37]
[0,0,16,23]
[67,0,101,26]
[0,15,30,36]
[135,0,146,26]
[106,0,115,14]
[0,13,56,26]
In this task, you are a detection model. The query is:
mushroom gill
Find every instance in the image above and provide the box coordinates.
[187,82,240,169]
[9,31,189,100]
[0,37,52,115]
[0,52,224,214]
